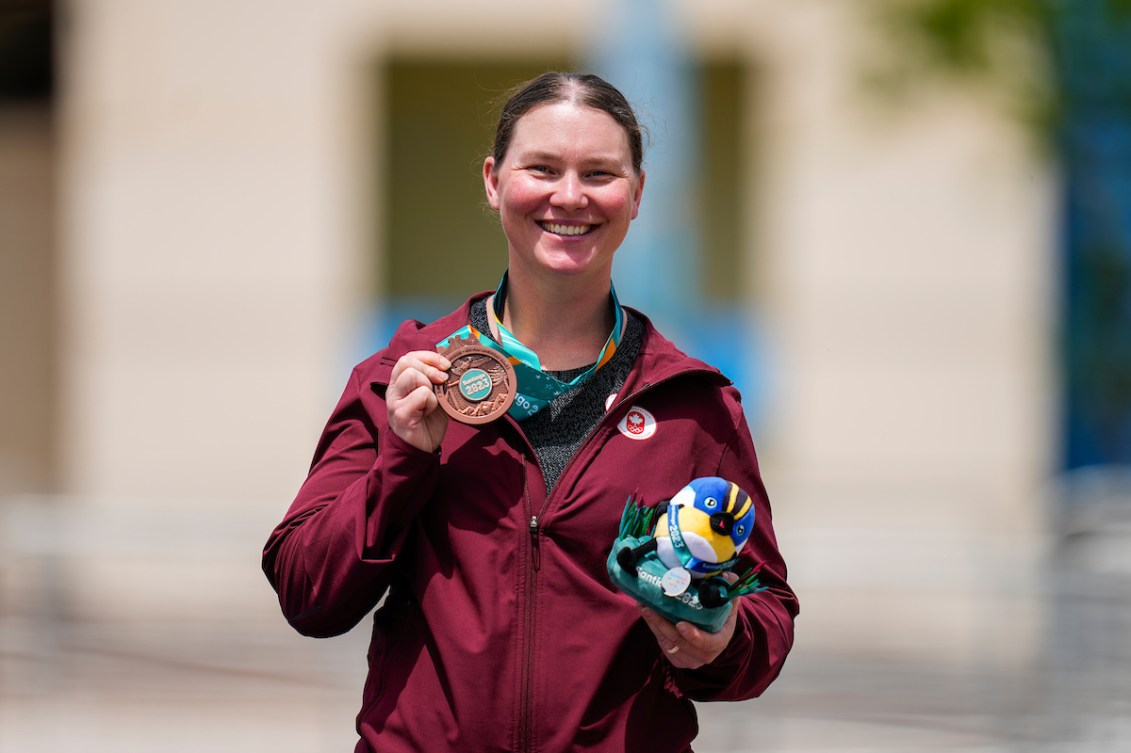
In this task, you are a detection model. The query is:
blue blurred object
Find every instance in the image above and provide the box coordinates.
[586,0,700,332]
[1057,0,1131,469]
[585,0,768,423]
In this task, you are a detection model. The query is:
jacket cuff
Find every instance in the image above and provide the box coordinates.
[669,607,755,697]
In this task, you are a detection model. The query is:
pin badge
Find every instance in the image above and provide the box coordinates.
[661,567,692,597]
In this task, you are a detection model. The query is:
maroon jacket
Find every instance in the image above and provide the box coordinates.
[263,294,798,753]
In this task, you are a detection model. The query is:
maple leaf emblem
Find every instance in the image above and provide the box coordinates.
[626,411,645,433]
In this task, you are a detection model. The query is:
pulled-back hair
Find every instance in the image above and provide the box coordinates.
[491,72,645,174]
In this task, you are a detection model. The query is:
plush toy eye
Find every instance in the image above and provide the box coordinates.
[704,497,718,509]
[736,524,746,536]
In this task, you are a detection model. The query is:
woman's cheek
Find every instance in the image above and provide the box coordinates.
[500,177,548,214]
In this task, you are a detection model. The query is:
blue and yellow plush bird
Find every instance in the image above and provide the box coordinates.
[608,477,765,631]
[653,476,755,579]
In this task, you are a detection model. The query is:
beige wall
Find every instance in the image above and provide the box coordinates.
[47,0,1055,664]
[58,2,371,503]
[746,5,1057,663]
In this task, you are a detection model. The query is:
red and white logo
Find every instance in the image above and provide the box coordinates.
[617,406,657,441]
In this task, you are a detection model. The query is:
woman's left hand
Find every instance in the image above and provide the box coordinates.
[639,605,737,670]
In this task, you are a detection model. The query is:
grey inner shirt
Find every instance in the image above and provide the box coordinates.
[469,298,644,493]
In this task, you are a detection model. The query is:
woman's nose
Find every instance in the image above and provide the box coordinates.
[551,172,588,209]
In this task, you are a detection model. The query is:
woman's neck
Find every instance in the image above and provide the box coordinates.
[495,270,615,372]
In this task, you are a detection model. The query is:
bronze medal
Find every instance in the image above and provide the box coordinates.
[435,335,517,425]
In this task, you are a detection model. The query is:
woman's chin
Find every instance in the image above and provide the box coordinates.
[531,248,610,278]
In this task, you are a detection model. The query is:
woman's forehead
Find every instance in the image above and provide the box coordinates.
[508,102,632,161]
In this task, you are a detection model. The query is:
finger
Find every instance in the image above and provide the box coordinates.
[390,352,452,388]
[678,606,735,647]
[388,365,432,403]
[672,622,720,663]
[675,604,739,663]
[389,349,454,401]
[400,349,451,370]
[640,607,680,644]
[388,362,444,397]
[675,619,716,646]
[415,350,452,377]
[390,384,439,424]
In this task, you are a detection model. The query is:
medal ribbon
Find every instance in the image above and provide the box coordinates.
[437,272,625,421]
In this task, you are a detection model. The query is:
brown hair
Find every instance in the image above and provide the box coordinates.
[491,72,645,174]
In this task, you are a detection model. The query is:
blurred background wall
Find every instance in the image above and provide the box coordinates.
[2,0,1128,751]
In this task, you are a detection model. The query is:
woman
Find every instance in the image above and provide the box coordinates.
[263,72,797,753]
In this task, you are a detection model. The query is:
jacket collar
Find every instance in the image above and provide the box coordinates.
[619,307,732,395]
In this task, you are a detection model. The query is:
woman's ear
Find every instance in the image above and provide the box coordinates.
[630,170,646,220]
[483,156,500,211]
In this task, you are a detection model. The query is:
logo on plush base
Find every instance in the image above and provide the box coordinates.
[435,336,517,425]
[606,535,720,628]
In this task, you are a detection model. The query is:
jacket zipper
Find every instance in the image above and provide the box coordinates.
[518,457,542,753]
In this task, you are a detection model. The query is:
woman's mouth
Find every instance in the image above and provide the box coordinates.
[539,221,594,236]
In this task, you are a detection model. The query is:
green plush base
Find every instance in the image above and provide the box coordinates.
[606,535,732,633]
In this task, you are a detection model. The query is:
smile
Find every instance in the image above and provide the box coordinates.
[539,222,594,236]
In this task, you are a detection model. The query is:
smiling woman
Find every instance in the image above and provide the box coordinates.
[483,98,645,341]
[263,71,797,753]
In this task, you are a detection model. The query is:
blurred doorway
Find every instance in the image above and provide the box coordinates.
[0,0,58,496]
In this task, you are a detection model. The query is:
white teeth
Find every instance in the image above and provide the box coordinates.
[541,222,592,236]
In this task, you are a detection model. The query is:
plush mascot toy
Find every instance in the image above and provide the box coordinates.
[606,477,766,633]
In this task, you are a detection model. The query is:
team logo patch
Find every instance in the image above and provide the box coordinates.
[617,405,657,441]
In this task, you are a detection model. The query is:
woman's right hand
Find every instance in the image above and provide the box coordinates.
[386,351,452,453]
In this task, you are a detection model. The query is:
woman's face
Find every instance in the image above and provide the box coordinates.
[483,101,645,286]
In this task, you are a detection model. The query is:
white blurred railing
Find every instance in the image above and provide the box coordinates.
[0,493,366,691]
[1036,467,1131,748]
[0,493,371,752]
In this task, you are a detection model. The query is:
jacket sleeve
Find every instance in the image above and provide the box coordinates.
[672,396,799,701]
[261,366,440,638]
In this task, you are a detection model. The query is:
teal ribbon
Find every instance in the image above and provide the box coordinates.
[437,273,624,421]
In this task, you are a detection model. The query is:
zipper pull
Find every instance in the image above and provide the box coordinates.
[528,515,541,571]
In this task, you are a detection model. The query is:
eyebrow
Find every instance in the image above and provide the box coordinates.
[513,150,628,168]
